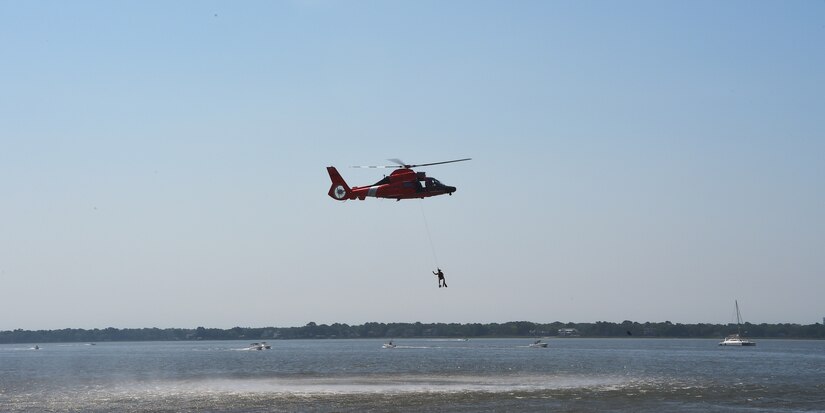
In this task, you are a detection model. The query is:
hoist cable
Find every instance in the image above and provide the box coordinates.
[419,200,440,268]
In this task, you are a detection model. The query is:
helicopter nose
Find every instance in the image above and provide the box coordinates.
[447,186,456,194]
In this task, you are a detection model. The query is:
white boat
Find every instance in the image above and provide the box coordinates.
[719,334,756,346]
[528,339,548,348]
[249,342,272,350]
[719,300,756,346]
[382,341,397,349]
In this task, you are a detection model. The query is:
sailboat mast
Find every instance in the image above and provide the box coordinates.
[735,300,742,335]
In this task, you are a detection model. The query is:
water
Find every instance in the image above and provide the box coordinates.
[1,338,824,412]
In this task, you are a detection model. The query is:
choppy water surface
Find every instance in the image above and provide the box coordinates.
[1,338,823,412]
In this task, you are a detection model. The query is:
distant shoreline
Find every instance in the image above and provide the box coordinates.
[2,321,824,344]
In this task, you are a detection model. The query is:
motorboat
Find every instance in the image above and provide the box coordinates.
[249,342,272,350]
[528,339,548,348]
[719,300,756,346]
[382,341,397,349]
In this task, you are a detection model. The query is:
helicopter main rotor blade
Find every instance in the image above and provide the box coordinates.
[401,158,472,168]
[350,165,402,169]
[387,158,408,167]
[351,158,472,169]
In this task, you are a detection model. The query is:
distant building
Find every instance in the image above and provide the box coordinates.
[558,328,580,337]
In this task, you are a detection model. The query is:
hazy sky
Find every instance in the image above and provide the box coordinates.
[2,1,823,330]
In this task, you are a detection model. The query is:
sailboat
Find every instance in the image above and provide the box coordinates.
[719,300,756,346]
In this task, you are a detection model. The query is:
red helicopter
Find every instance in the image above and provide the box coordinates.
[327,158,471,201]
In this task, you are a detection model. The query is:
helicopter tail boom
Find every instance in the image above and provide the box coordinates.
[327,167,353,200]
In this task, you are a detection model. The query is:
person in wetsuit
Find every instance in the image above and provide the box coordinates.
[433,268,447,288]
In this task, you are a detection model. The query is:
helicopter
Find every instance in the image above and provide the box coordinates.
[327,158,471,201]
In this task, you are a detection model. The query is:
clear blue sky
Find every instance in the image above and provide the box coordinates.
[1,1,823,330]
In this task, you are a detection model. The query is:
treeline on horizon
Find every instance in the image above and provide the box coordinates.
[2,320,824,344]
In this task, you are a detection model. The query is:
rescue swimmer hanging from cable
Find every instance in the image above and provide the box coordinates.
[326,158,470,201]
